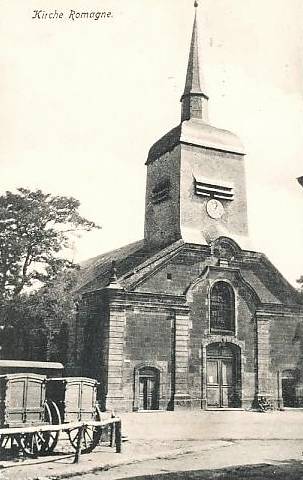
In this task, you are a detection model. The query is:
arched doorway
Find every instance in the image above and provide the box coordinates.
[206,343,241,408]
[282,369,297,407]
[138,367,160,411]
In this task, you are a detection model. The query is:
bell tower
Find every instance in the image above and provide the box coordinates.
[144,2,249,250]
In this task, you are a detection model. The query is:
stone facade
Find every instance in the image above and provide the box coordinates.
[73,239,303,412]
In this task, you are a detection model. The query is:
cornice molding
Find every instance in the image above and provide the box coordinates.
[107,290,189,313]
[256,303,303,317]
[185,264,261,306]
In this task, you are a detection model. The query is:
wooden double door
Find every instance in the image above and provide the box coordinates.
[206,343,240,408]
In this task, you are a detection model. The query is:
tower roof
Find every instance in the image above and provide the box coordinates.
[181,2,209,122]
[146,120,245,165]
[146,1,245,162]
[182,1,207,98]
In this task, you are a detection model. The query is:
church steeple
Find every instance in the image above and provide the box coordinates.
[181,1,209,122]
[144,2,248,251]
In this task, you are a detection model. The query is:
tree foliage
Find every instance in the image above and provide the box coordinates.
[0,187,99,362]
[0,267,80,362]
[0,188,98,301]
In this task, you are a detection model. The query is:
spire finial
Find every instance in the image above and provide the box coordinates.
[107,259,123,290]
[194,1,198,7]
[109,260,117,283]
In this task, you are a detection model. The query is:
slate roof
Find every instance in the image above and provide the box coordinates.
[78,239,302,308]
[252,254,303,306]
[78,239,185,294]
[182,3,207,98]
[146,119,245,165]
[241,270,281,305]
[78,239,147,293]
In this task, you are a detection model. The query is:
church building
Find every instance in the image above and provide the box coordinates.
[74,3,303,412]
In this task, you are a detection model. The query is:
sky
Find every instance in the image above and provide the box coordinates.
[0,0,303,287]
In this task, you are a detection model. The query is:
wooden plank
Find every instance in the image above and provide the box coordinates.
[0,417,121,435]
[115,420,122,453]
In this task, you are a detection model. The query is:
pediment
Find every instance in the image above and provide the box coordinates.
[210,237,242,261]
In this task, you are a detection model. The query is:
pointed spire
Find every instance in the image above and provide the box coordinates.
[183,2,203,95]
[181,1,209,122]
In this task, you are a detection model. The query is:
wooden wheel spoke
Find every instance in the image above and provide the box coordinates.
[18,431,46,457]
[32,434,38,453]
[27,436,31,448]
[0,435,7,448]
[19,433,35,457]
[68,425,100,454]
[40,430,59,455]
[85,428,93,443]
[37,432,45,444]
[72,429,79,442]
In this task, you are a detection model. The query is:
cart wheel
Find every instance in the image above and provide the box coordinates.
[67,406,102,454]
[41,401,61,455]
[18,431,47,458]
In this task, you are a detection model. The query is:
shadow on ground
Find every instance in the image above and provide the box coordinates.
[115,459,303,480]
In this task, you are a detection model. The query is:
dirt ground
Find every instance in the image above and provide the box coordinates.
[1,410,303,479]
[99,461,303,480]
[70,439,303,480]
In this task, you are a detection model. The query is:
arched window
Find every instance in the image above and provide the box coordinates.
[210,281,235,333]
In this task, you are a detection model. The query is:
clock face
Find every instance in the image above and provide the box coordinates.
[206,199,224,219]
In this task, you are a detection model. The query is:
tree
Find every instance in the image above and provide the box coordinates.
[0,187,99,361]
[0,267,80,363]
[0,187,98,302]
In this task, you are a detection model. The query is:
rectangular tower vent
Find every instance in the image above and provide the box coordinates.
[194,175,234,201]
[151,179,170,204]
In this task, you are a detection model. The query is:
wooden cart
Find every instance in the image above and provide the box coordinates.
[0,373,51,456]
[0,374,120,459]
[45,377,103,454]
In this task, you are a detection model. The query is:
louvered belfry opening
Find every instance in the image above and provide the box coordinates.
[151,179,170,204]
[194,176,234,201]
